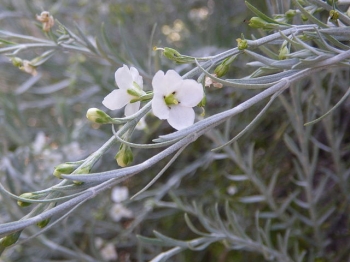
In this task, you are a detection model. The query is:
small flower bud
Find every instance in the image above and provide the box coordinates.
[214,55,236,77]
[278,46,289,60]
[37,218,50,228]
[155,47,194,64]
[86,108,113,124]
[214,63,229,78]
[248,17,268,29]
[0,231,21,248]
[116,145,133,167]
[163,47,182,61]
[301,14,308,22]
[285,9,297,19]
[10,57,23,67]
[36,11,54,32]
[236,38,248,50]
[329,10,339,21]
[17,192,40,207]
[247,17,280,30]
[53,161,83,179]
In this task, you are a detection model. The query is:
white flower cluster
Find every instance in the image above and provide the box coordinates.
[109,186,133,222]
[102,65,204,130]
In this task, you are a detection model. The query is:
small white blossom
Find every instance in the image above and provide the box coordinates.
[95,238,118,261]
[100,243,118,261]
[151,70,204,130]
[227,185,237,195]
[102,65,145,116]
[111,186,129,203]
[109,203,133,222]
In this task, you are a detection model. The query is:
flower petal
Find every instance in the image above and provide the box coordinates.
[164,70,183,94]
[152,70,182,95]
[115,65,133,90]
[130,66,143,89]
[124,101,140,116]
[102,89,131,110]
[176,79,204,107]
[152,96,169,119]
[152,70,166,94]
[168,106,195,130]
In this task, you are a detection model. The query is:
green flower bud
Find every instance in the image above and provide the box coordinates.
[163,47,182,61]
[54,163,77,174]
[53,161,84,179]
[0,231,21,248]
[301,14,308,22]
[248,17,280,30]
[53,160,90,179]
[278,46,289,60]
[53,169,63,179]
[248,17,268,29]
[285,9,297,19]
[86,108,113,124]
[329,10,339,21]
[37,218,50,228]
[213,55,236,78]
[214,63,230,78]
[236,38,248,50]
[10,57,23,67]
[154,47,194,64]
[116,145,133,167]
[17,192,43,207]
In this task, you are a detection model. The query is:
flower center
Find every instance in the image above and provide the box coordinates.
[164,92,179,106]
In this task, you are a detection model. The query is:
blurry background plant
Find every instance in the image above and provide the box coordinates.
[0,0,350,261]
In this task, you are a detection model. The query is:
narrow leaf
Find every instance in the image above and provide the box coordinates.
[305,86,350,126]
[245,1,290,26]
[239,195,266,203]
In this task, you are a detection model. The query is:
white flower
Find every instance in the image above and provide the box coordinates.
[111,186,129,203]
[95,238,118,261]
[100,243,118,261]
[109,203,133,222]
[102,65,145,116]
[151,70,204,130]
[227,185,237,195]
